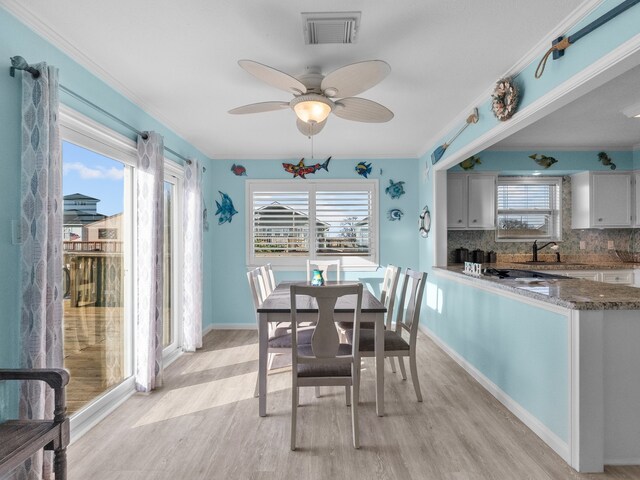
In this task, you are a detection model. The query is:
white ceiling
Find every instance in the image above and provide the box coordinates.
[493,63,640,150]
[2,0,590,160]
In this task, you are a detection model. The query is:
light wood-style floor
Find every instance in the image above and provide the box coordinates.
[67,330,640,480]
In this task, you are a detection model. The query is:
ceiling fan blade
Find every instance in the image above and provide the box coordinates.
[296,118,327,136]
[333,97,394,123]
[228,101,290,114]
[238,60,307,95]
[321,60,391,98]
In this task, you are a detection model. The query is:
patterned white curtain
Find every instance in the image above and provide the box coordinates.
[135,132,164,392]
[18,63,62,480]
[182,159,203,351]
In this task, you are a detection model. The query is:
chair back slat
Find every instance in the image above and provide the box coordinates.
[395,269,427,337]
[291,284,362,362]
[380,265,401,329]
[247,267,264,309]
[260,263,276,296]
[306,259,342,282]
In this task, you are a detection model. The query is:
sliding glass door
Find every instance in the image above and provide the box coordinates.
[162,172,182,356]
[61,140,132,414]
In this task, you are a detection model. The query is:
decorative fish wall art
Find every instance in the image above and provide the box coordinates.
[355,161,372,178]
[597,151,616,170]
[231,164,247,176]
[282,157,331,179]
[385,179,405,199]
[215,191,238,224]
[529,154,557,169]
[459,155,481,171]
[387,208,404,221]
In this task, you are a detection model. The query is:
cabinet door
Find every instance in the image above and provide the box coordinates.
[467,175,496,229]
[447,175,467,229]
[601,271,634,285]
[561,270,600,281]
[592,174,632,227]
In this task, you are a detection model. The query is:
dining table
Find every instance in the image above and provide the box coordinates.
[256,280,387,417]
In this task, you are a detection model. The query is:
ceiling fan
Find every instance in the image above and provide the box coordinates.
[228,59,394,136]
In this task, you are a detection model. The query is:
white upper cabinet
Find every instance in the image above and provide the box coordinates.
[447,173,496,230]
[571,172,633,228]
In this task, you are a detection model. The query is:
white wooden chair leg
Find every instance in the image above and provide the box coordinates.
[398,356,407,380]
[291,385,298,451]
[409,353,423,402]
[388,356,397,373]
[345,385,351,406]
[315,386,321,398]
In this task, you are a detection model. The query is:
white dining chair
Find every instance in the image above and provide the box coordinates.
[247,267,312,397]
[290,283,363,450]
[260,263,276,296]
[345,268,427,402]
[306,259,341,282]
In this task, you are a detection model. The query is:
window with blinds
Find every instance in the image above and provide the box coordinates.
[247,180,378,267]
[496,177,562,241]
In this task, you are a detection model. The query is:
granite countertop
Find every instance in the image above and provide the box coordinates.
[435,266,640,311]
[449,262,640,271]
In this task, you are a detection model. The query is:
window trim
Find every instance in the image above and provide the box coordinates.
[246,179,379,270]
[495,176,562,242]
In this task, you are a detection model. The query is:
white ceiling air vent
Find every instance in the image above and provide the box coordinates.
[302,12,361,45]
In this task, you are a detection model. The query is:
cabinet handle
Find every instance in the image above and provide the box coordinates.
[598,218,603,222]
[472,219,477,223]
[457,219,462,223]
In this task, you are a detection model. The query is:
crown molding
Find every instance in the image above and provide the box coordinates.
[1,0,207,157]
[417,0,606,159]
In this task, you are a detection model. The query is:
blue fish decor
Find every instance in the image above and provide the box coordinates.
[385,179,406,199]
[387,208,404,221]
[529,154,557,169]
[215,191,238,224]
[355,161,372,178]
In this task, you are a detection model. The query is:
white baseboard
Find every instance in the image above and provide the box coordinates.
[419,324,570,463]
[605,457,640,465]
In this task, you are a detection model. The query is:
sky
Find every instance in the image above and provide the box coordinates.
[62,141,124,216]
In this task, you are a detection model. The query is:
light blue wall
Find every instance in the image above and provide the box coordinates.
[427,277,569,440]
[419,0,640,445]
[203,158,419,328]
[0,7,209,419]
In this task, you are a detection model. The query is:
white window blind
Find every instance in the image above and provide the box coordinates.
[248,180,378,268]
[496,177,561,241]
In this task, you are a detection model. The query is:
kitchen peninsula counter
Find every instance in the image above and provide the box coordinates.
[435,266,640,310]
[429,264,640,472]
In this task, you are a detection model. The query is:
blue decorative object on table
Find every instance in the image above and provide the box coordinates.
[215,191,238,224]
[355,161,372,178]
[385,179,405,199]
[387,208,403,221]
[311,269,325,286]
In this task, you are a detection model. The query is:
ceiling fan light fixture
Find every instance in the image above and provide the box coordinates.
[291,94,334,124]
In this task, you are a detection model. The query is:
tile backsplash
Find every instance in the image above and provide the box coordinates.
[448,176,639,263]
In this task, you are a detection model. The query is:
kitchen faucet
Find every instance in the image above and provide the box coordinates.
[532,240,557,262]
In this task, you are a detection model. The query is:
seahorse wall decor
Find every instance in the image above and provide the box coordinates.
[597,151,616,170]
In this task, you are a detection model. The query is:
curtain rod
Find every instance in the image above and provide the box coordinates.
[10,56,205,171]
